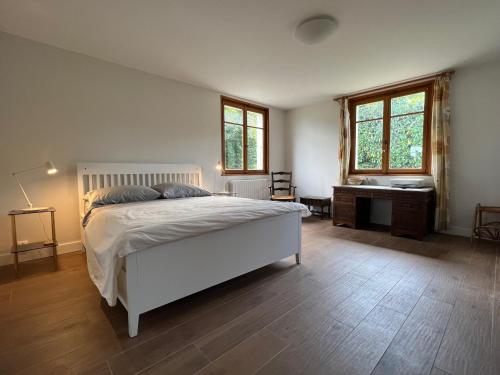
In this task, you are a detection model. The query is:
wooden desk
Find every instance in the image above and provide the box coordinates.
[333,185,435,240]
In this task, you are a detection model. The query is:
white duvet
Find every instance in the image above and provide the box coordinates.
[83,196,310,305]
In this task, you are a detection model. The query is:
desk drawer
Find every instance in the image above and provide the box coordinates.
[393,200,425,212]
[392,201,428,240]
[334,187,357,195]
[334,194,355,205]
[391,212,425,239]
[333,203,356,226]
[392,191,429,202]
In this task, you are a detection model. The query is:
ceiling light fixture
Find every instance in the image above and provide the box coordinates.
[294,15,337,45]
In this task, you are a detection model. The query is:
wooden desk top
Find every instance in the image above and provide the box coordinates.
[8,207,55,215]
[334,185,434,193]
[300,196,331,201]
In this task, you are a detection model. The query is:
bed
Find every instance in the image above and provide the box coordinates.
[77,162,306,337]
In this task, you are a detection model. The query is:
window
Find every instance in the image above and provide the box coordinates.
[221,96,269,175]
[349,83,432,175]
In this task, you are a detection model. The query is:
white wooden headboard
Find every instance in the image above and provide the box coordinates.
[77,162,202,216]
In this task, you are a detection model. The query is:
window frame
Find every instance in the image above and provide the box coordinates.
[220,96,269,176]
[348,82,433,175]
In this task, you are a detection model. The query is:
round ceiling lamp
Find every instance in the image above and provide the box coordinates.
[294,15,337,45]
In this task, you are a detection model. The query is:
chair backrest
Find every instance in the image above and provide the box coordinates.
[271,171,293,195]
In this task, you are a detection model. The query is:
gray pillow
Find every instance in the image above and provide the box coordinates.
[152,182,211,199]
[84,185,161,209]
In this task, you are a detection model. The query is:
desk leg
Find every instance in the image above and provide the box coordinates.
[11,215,18,277]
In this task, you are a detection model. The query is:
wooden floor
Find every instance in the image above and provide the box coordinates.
[0,217,499,375]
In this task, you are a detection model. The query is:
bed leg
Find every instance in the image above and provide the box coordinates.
[128,311,140,337]
[295,253,301,265]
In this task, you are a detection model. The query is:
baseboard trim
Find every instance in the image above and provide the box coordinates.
[440,226,470,238]
[0,241,83,267]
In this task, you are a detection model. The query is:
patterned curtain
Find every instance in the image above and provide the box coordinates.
[431,75,451,231]
[337,97,350,185]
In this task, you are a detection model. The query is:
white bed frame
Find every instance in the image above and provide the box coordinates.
[77,162,301,337]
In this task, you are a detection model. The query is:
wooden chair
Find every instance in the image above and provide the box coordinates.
[269,172,296,202]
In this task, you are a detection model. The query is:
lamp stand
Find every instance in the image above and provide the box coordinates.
[13,173,33,208]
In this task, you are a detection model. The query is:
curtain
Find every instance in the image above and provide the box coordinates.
[337,97,350,185]
[431,75,451,231]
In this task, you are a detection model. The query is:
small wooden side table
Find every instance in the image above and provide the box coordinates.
[300,196,332,219]
[9,207,58,276]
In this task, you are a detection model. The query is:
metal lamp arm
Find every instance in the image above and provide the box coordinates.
[12,164,46,175]
[11,162,57,209]
[12,173,33,208]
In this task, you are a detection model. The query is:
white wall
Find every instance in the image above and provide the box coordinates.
[448,60,500,235]
[285,60,500,235]
[0,32,286,263]
[285,100,339,198]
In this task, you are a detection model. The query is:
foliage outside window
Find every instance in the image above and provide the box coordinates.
[349,83,432,175]
[221,96,269,175]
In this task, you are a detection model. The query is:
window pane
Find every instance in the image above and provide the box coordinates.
[355,119,383,169]
[356,100,384,121]
[247,111,264,128]
[247,127,264,170]
[391,92,425,116]
[224,105,243,124]
[389,113,424,169]
[224,123,243,169]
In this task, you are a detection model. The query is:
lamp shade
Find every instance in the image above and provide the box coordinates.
[45,161,58,175]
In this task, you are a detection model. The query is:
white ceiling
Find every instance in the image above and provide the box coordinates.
[1,0,500,109]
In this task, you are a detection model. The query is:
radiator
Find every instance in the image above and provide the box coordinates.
[228,179,270,200]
